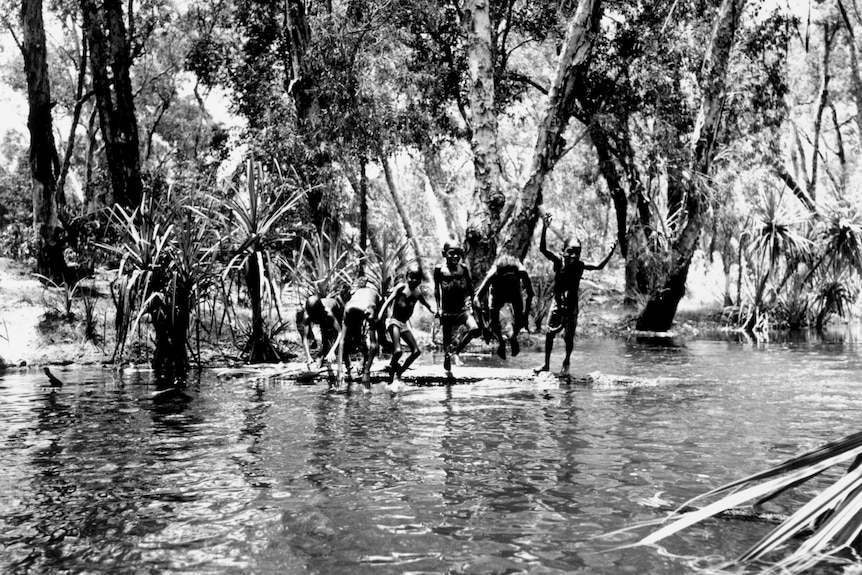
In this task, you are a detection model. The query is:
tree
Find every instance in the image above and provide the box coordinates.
[22,0,68,281]
[501,0,602,260]
[636,0,747,331]
[461,0,505,278]
[80,0,143,209]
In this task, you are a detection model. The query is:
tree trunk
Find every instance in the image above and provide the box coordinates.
[809,22,836,202]
[588,117,653,304]
[636,0,746,332]
[243,256,269,363]
[841,6,862,144]
[81,0,143,209]
[421,146,462,242]
[501,0,602,261]
[22,0,67,281]
[382,157,426,273]
[283,0,330,229]
[462,0,505,279]
[152,283,191,373]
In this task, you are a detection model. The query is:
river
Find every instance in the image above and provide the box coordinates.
[2,331,862,574]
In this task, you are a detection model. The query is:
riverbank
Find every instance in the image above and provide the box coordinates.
[0,256,722,371]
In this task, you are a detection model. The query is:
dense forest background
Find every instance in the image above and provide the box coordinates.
[3,0,862,368]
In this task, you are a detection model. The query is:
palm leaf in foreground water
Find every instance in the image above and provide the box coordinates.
[617,430,862,573]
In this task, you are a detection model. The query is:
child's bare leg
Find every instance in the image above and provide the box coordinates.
[454,316,481,354]
[535,332,554,373]
[399,331,421,374]
[362,323,379,387]
[442,322,454,372]
[561,318,576,376]
[388,325,403,379]
[490,308,505,359]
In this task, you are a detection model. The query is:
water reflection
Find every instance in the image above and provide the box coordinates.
[2,339,862,574]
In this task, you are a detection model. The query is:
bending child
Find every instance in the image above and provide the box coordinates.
[297,293,343,368]
[434,239,481,375]
[535,212,617,376]
[474,254,534,359]
[330,276,381,388]
[377,266,435,388]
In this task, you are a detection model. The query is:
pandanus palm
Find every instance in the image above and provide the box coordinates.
[744,188,811,331]
[289,225,354,302]
[220,159,304,362]
[102,190,219,372]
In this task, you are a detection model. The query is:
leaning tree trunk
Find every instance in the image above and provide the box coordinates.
[81,0,143,210]
[462,0,506,280]
[502,0,602,260]
[358,157,369,275]
[421,145,463,244]
[382,157,426,273]
[22,0,67,281]
[636,0,746,331]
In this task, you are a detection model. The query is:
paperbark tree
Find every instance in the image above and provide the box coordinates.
[462,0,505,279]
[22,0,68,281]
[501,0,602,261]
[636,0,746,331]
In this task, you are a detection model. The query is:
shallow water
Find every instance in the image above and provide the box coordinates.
[3,334,862,574]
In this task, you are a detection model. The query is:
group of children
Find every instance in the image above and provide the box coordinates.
[298,212,617,389]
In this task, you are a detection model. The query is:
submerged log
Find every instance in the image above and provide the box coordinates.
[216,361,676,389]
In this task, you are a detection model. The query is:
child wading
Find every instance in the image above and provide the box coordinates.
[535,212,617,376]
[377,266,435,390]
[434,239,481,376]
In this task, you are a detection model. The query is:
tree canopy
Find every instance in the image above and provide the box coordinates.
[4,0,862,332]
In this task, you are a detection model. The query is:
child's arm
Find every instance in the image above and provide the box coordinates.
[584,240,618,271]
[433,267,443,316]
[473,268,493,311]
[539,212,561,267]
[416,287,435,315]
[520,267,535,317]
[377,284,402,322]
[300,317,314,365]
[463,264,475,301]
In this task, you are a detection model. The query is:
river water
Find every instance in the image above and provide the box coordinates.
[3,332,862,574]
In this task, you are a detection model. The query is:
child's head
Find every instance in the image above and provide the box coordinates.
[442,239,463,266]
[406,265,423,288]
[563,238,581,261]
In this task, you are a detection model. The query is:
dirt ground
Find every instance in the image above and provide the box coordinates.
[0,257,113,368]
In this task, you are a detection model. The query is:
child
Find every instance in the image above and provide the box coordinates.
[473,254,534,359]
[296,294,343,368]
[535,212,616,376]
[377,266,435,389]
[330,276,381,388]
[433,239,481,375]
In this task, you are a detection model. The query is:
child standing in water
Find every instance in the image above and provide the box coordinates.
[535,212,617,376]
[377,266,435,390]
[434,239,481,376]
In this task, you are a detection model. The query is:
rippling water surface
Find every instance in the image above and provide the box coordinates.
[3,334,862,574]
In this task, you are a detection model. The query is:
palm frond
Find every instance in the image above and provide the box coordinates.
[621,431,862,573]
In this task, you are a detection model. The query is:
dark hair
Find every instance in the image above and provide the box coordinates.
[495,254,520,270]
[442,238,462,253]
[406,265,422,280]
